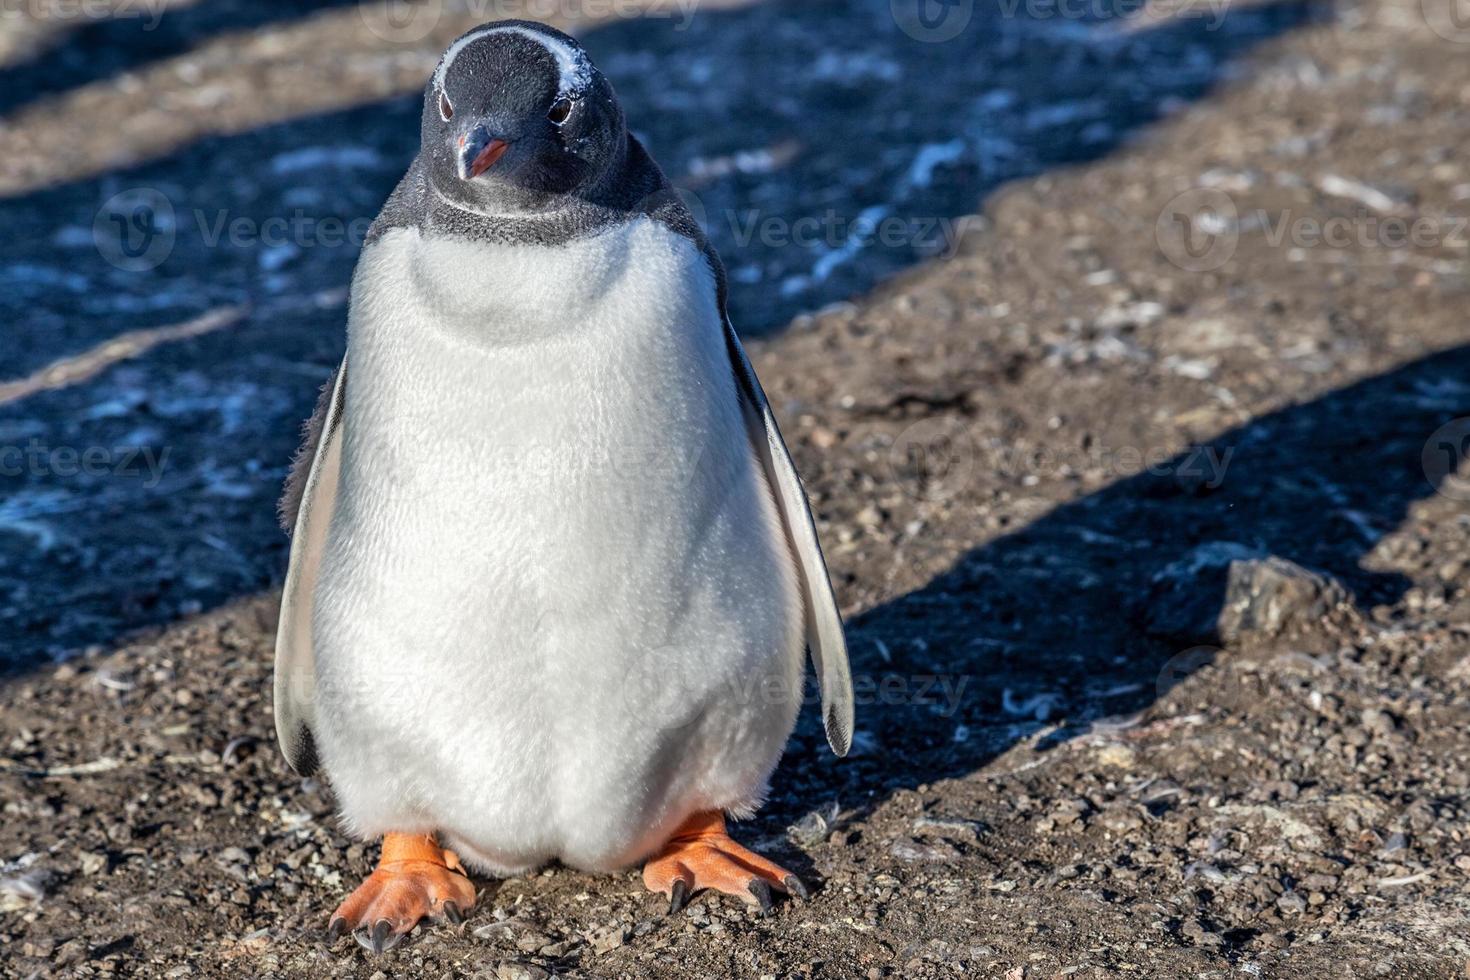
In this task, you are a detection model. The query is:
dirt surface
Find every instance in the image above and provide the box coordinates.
[5,0,1470,976]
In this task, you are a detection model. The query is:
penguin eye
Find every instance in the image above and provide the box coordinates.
[547,98,572,125]
[439,91,453,121]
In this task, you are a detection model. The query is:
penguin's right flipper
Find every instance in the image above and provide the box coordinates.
[641,154,854,754]
[273,356,349,775]
[721,321,855,758]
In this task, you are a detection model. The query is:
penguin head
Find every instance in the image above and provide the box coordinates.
[421,21,627,215]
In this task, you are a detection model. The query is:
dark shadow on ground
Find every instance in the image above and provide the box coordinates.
[765,344,1470,831]
[0,0,1315,671]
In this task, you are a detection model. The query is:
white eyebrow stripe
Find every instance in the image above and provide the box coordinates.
[433,25,594,98]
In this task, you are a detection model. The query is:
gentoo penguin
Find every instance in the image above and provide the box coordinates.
[273,20,853,952]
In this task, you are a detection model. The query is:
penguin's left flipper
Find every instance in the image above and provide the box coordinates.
[273,357,349,776]
[722,319,855,757]
[327,833,476,954]
[642,811,808,915]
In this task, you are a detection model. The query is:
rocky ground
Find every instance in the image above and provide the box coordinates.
[4,0,1470,976]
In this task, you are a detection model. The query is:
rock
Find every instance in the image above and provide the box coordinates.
[587,924,627,955]
[0,871,46,911]
[788,802,840,847]
[1180,918,1222,948]
[1094,743,1137,770]
[890,837,958,863]
[20,938,54,959]
[809,426,838,449]
[473,917,525,940]
[514,931,552,953]
[1276,891,1307,915]
[495,964,550,980]
[912,817,982,843]
[1099,806,1145,834]
[1216,554,1352,643]
[1214,804,1323,848]
[1140,544,1352,646]
[1362,708,1397,737]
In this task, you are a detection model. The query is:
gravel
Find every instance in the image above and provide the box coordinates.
[4,0,1470,976]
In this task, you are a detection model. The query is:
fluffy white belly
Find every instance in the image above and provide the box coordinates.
[311,219,802,873]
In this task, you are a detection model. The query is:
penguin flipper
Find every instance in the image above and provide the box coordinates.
[722,321,855,757]
[273,356,349,775]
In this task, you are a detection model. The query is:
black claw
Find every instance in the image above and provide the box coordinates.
[783,874,811,901]
[443,901,463,925]
[326,917,349,942]
[748,878,775,915]
[370,918,394,955]
[668,879,690,916]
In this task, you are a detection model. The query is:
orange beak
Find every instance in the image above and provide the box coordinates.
[467,138,510,178]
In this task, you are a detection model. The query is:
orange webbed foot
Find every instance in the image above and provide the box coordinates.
[327,833,476,953]
[642,811,809,915]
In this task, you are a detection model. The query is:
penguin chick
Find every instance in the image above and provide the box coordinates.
[274,20,853,952]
